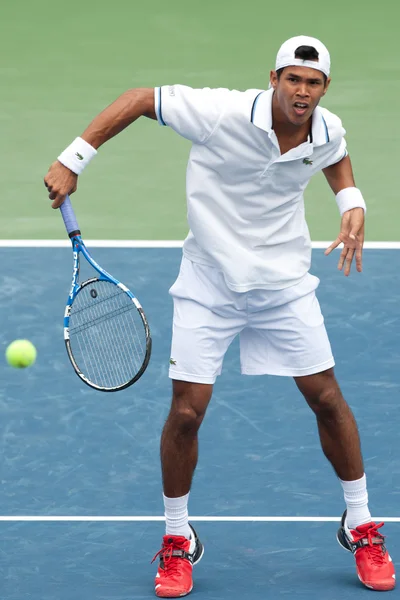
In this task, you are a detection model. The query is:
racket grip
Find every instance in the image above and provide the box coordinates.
[60,195,80,236]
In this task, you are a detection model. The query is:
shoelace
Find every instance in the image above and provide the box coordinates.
[151,541,186,576]
[357,522,386,566]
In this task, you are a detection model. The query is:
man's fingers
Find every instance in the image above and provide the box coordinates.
[44,163,78,206]
[355,242,363,273]
[51,199,64,209]
[337,243,363,275]
[47,182,73,206]
[338,247,355,276]
[44,178,53,192]
[324,237,341,256]
[337,246,348,271]
[348,226,361,245]
[344,248,355,276]
[51,193,67,209]
[326,208,364,274]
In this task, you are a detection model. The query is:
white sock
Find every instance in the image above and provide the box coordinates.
[340,474,372,530]
[163,493,191,539]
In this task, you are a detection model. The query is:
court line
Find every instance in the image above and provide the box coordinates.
[0,241,399,249]
[0,516,399,522]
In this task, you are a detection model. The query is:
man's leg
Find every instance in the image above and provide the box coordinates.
[154,380,212,598]
[241,275,394,590]
[161,380,213,535]
[294,368,364,483]
[155,257,246,597]
[295,368,395,591]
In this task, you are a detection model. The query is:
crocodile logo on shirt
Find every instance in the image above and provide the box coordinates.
[169,358,177,365]
[303,157,313,165]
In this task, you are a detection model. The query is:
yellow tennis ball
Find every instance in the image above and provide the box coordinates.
[6,339,37,368]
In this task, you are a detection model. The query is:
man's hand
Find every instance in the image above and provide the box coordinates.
[44,161,78,208]
[324,207,365,276]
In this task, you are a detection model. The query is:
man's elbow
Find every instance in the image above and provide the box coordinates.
[122,87,156,120]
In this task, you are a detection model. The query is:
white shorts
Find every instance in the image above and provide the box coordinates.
[168,257,334,384]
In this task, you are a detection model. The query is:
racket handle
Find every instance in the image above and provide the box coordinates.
[60,195,81,236]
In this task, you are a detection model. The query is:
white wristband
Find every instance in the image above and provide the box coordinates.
[335,187,366,216]
[57,137,97,175]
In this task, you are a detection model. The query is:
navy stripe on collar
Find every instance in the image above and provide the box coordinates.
[322,115,329,142]
[250,92,263,124]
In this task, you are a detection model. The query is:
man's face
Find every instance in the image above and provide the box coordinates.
[270,66,331,126]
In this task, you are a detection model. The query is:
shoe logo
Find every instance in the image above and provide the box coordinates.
[169,358,177,365]
[75,152,84,160]
[303,157,313,165]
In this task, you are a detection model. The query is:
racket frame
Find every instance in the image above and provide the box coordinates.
[63,233,152,392]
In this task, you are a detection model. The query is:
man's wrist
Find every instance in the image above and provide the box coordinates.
[57,137,97,175]
[335,187,366,217]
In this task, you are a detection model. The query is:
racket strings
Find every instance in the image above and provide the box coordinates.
[89,284,144,387]
[68,280,147,389]
[75,288,143,389]
[69,286,122,317]
[69,303,136,335]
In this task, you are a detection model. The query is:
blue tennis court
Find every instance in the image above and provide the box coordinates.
[1,247,399,599]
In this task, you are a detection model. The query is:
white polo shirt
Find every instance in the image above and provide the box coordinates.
[154,85,347,292]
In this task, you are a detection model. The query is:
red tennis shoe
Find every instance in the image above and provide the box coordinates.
[337,510,395,591]
[152,525,204,597]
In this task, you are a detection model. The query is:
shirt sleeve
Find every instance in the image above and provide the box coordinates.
[154,85,230,144]
[319,110,348,168]
[323,137,348,168]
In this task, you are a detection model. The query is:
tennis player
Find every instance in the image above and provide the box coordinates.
[44,35,395,595]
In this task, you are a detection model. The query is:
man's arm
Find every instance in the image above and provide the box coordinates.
[322,153,354,193]
[323,154,365,276]
[44,88,156,208]
[80,88,156,150]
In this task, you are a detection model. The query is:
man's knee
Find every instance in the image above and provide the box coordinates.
[308,385,344,417]
[296,370,344,416]
[168,380,213,434]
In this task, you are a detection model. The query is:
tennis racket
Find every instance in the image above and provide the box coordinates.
[60,195,151,391]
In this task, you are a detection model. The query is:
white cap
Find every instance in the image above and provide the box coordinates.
[275,35,331,77]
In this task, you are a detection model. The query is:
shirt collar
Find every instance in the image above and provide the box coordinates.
[250,89,330,147]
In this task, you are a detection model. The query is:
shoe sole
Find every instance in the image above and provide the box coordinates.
[155,587,193,598]
[359,578,395,592]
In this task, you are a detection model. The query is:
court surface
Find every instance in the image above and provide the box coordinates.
[1,246,399,599]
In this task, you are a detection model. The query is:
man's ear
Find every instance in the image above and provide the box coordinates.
[270,70,278,90]
[322,76,331,96]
